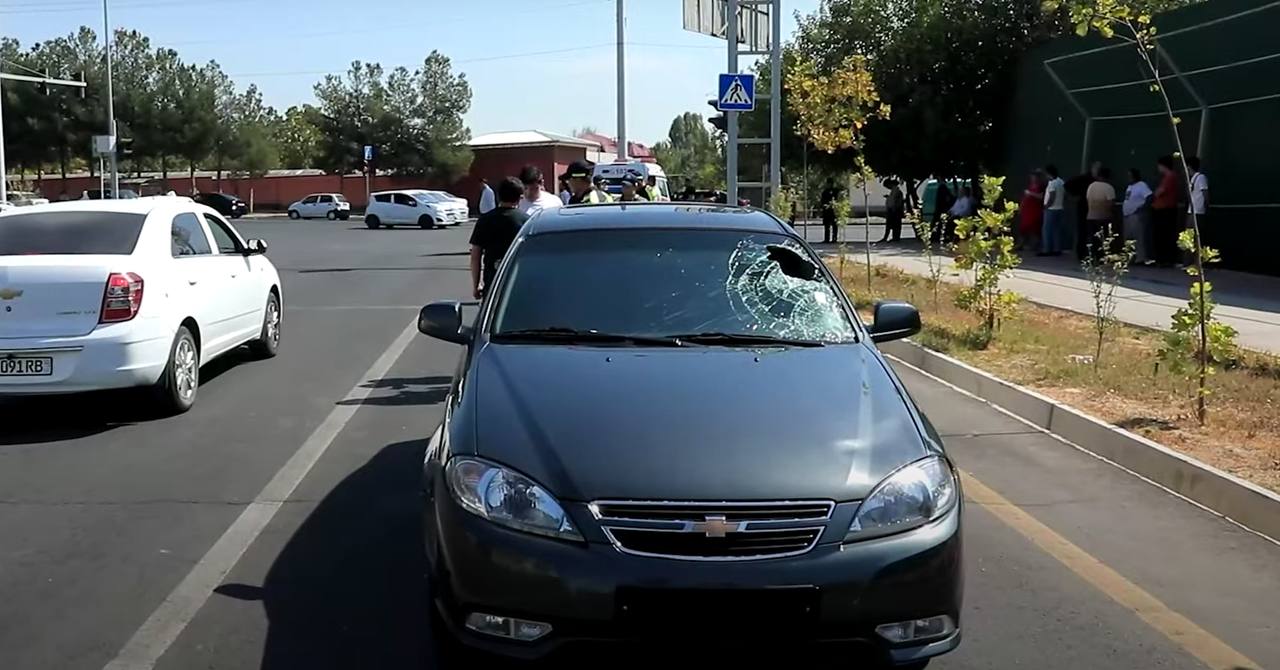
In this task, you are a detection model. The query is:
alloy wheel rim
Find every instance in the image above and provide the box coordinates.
[267,300,281,344]
[175,338,198,400]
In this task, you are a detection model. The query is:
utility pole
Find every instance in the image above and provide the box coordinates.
[616,0,628,160]
[103,0,119,198]
[769,0,781,202]
[726,0,739,202]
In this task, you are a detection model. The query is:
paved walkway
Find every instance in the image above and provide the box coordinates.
[795,220,1280,356]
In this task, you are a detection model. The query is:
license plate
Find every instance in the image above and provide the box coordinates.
[0,356,52,376]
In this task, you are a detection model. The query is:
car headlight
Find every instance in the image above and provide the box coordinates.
[848,456,957,540]
[446,457,583,542]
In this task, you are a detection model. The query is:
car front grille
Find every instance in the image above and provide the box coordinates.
[590,500,833,561]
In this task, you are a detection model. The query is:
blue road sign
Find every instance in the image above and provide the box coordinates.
[363,145,374,162]
[717,73,756,112]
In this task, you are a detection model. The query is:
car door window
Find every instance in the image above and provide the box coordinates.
[374,194,392,203]
[203,214,242,254]
[319,195,333,204]
[172,213,213,257]
[302,195,319,204]
[393,193,417,207]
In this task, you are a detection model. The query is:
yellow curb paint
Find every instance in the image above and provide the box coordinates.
[961,470,1260,670]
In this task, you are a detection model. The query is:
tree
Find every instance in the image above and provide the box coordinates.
[1049,0,1233,424]
[651,112,723,189]
[786,53,890,292]
[951,175,1021,342]
[274,105,323,169]
[1081,230,1136,367]
[413,51,473,181]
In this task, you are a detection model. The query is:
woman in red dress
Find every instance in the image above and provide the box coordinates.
[1018,171,1045,252]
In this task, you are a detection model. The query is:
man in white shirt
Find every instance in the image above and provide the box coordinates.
[478,179,496,215]
[947,187,976,220]
[1122,167,1153,264]
[1040,164,1067,256]
[517,165,563,218]
[1187,155,1208,218]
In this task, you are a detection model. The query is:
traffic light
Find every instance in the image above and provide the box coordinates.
[707,99,726,133]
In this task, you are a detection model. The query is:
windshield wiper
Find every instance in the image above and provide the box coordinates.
[493,327,686,347]
[663,332,827,348]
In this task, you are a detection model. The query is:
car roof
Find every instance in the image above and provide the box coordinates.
[523,202,787,235]
[8,197,178,216]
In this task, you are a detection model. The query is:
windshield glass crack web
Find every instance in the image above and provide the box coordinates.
[724,239,855,342]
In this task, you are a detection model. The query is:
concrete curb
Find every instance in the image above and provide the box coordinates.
[880,339,1280,541]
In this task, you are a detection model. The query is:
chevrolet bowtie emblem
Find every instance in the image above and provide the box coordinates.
[690,515,742,538]
[0,288,22,301]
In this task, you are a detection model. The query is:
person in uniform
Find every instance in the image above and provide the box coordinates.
[618,173,643,202]
[644,175,663,202]
[566,160,612,204]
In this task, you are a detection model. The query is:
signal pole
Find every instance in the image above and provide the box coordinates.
[103,0,119,197]
[616,0,628,160]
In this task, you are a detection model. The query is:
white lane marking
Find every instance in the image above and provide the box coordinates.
[103,319,422,670]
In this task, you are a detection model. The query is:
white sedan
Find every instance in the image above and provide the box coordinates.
[0,198,283,413]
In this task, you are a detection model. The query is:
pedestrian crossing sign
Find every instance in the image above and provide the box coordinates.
[717,73,756,112]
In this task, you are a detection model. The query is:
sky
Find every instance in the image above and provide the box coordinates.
[0,0,821,145]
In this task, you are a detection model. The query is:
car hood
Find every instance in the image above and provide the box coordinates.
[469,343,929,502]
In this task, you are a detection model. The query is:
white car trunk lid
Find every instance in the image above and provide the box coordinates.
[0,256,116,338]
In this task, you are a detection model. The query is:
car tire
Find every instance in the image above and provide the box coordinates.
[339,212,349,220]
[287,209,300,220]
[418,215,436,230]
[153,326,199,414]
[365,215,381,230]
[247,292,281,359]
[326,210,337,221]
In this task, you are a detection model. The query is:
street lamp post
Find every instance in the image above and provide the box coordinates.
[103,0,119,198]
[616,0,628,161]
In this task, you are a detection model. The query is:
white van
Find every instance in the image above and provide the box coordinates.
[593,161,672,201]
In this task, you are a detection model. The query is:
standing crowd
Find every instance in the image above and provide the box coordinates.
[1017,154,1207,267]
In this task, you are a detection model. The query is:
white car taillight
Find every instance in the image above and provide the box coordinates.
[100,272,144,323]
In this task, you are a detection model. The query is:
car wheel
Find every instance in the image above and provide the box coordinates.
[365,215,381,230]
[248,292,281,359]
[287,209,300,220]
[326,210,337,221]
[418,215,436,229]
[339,212,350,220]
[154,326,199,414]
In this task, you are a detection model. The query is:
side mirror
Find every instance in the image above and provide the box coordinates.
[418,301,472,344]
[244,239,268,255]
[868,300,921,344]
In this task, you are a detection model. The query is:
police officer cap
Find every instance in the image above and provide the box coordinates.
[566,160,594,179]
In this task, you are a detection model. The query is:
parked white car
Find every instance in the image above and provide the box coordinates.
[7,191,50,207]
[287,193,351,220]
[0,198,282,413]
[364,190,464,230]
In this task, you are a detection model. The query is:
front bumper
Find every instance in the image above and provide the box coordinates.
[426,488,963,663]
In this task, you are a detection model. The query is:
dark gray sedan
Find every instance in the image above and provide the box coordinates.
[418,203,962,667]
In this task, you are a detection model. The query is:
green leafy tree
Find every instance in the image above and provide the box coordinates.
[1081,231,1136,367]
[951,175,1021,343]
[274,105,324,169]
[413,51,473,181]
[786,53,890,294]
[913,215,946,310]
[652,112,724,190]
[1048,0,1233,424]
[769,187,795,223]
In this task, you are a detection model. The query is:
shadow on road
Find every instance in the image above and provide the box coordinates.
[336,376,451,407]
[0,346,259,445]
[219,439,435,669]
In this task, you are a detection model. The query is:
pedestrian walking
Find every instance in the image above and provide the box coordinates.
[566,160,613,204]
[878,179,905,243]
[470,177,528,300]
[820,178,840,244]
[1019,171,1045,253]
[1067,161,1102,259]
[1122,167,1153,264]
[478,178,496,215]
[517,165,563,218]
[1085,166,1117,262]
[1151,155,1180,266]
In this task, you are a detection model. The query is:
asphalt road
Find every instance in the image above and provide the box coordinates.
[1,216,1277,670]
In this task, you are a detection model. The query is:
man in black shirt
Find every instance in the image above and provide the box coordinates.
[470,177,527,299]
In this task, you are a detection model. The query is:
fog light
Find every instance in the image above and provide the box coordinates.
[465,612,552,642]
[875,615,955,643]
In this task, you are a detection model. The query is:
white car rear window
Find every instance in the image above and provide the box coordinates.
[0,211,146,255]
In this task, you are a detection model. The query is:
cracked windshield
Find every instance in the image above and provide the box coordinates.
[1,0,1276,669]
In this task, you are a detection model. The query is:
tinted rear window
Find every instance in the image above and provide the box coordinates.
[0,211,146,255]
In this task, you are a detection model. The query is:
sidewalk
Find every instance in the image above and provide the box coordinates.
[795,221,1280,356]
